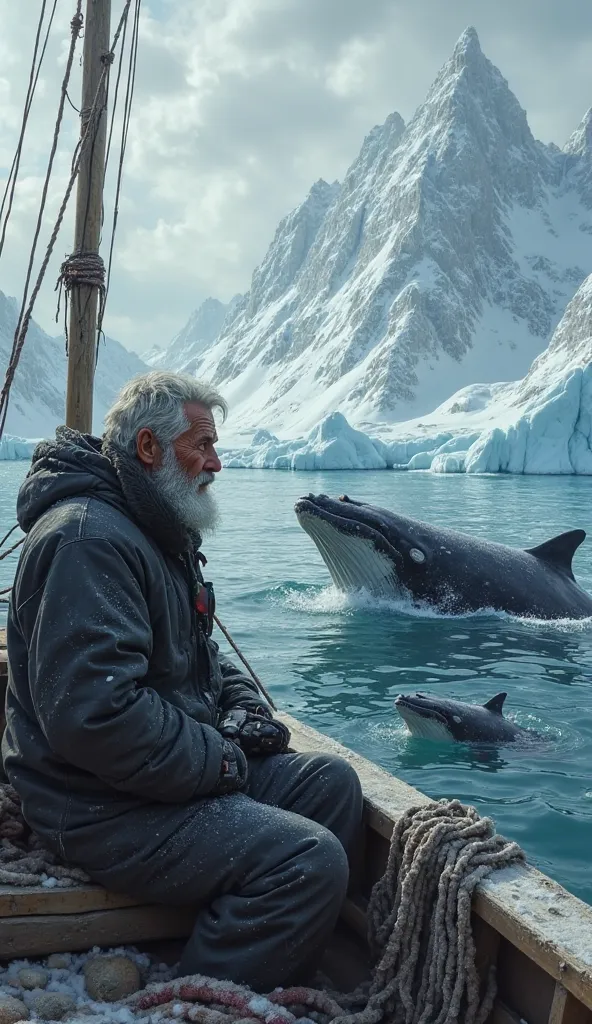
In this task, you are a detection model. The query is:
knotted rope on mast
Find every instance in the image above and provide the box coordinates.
[56,251,107,355]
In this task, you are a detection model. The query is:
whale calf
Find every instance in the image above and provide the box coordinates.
[394,691,534,744]
[294,493,592,619]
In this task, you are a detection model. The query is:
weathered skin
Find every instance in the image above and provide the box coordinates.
[394,691,533,744]
[294,493,592,619]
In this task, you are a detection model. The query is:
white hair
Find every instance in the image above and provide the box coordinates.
[103,370,228,456]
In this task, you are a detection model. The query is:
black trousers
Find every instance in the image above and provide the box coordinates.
[62,751,364,991]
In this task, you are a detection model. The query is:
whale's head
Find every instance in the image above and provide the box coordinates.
[294,493,433,597]
[394,691,519,744]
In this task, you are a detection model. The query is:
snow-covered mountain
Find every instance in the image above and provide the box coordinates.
[0,290,148,438]
[221,273,592,474]
[159,28,592,442]
[149,296,243,374]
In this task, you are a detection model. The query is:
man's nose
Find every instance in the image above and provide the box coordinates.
[206,449,222,473]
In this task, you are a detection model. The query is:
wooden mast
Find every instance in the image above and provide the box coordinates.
[65,0,112,433]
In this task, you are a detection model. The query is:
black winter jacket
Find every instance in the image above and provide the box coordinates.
[2,427,265,846]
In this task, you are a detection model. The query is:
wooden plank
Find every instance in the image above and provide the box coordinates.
[474,873,592,1011]
[497,937,555,1024]
[0,905,195,959]
[0,884,144,918]
[548,984,592,1024]
[282,713,592,1013]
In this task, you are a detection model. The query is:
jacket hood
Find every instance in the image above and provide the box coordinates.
[17,425,201,556]
[17,427,120,534]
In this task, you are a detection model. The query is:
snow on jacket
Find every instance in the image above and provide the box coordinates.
[2,426,265,844]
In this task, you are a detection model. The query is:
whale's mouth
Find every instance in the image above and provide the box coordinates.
[394,694,454,741]
[295,494,403,597]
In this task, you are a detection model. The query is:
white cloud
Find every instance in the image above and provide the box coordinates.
[0,0,590,357]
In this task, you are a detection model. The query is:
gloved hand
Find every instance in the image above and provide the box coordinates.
[217,706,291,756]
[211,738,248,795]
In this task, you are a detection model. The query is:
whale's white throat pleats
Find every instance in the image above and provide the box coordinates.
[298,513,400,597]
[395,705,454,742]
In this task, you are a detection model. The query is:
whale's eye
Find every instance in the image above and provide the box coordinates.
[410,548,426,564]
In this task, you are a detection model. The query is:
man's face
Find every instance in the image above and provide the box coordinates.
[173,402,222,482]
[149,401,223,535]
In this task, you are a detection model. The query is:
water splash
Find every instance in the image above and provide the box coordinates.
[280,582,592,631]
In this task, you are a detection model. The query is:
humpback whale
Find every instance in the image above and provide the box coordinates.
[394,691,534,744]
[294,493,592,619]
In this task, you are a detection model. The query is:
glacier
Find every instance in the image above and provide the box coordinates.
[221,274,592,475]
[156,29,592,444]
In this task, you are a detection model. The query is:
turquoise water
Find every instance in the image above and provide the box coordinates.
[1,463,592,905]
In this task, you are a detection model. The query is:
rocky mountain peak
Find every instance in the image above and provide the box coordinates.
[451,26,482,64]
[245,177,340,318]
[565,108,592,158]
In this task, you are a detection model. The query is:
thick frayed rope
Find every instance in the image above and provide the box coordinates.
[0,784,90,887]
[119,799,524,1024]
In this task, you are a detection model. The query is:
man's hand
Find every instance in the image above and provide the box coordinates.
[217,707,291,756]
[211,739,248,795]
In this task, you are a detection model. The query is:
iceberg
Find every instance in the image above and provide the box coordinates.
[0,436,40,460]
[223,412,387,471]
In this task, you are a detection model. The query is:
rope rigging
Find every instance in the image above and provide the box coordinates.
[0,0,142,442]
[100,0,141,338]
[0,0,60,266]
[0,3,85,442]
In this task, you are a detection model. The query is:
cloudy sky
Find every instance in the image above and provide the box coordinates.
[0,0,590,356]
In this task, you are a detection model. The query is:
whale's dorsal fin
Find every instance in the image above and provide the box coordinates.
[526,529,586,579]
[483,692,507,715]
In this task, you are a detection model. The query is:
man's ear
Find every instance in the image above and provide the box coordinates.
[136,428,161,468]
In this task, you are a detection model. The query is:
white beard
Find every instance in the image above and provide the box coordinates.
[153,443,220,535]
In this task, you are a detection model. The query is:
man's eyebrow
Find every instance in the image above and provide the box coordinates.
[195,428,218,443]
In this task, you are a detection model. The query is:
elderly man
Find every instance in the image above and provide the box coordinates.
[3,371,363,991]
